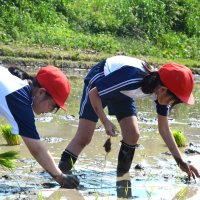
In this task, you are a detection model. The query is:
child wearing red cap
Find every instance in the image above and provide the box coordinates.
[59,55,200,179]
[0,65,79,188]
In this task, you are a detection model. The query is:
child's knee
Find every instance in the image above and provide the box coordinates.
[123,131,140,145]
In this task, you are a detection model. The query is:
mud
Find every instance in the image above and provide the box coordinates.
[0,71,200,199]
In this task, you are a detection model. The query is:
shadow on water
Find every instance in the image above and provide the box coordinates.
[1,72,200,199]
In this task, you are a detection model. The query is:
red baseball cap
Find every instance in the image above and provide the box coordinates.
[158,63,194,105]
[36,66,70,111]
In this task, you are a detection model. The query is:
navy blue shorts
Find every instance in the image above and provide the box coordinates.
[79,61,137,122]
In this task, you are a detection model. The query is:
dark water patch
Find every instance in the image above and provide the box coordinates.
[42,182,58,188]
[188,122,200,128]
[185,143,200,154]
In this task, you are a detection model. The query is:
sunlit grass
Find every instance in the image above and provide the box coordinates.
[0,0,199,62]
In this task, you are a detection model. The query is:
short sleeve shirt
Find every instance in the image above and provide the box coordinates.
[0,66,40,139]
[95,56,169,116]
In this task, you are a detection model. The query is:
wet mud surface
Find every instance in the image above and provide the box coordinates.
[0,72,200,199]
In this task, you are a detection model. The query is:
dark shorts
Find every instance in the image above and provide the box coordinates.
[79,60,137,122]
[79,58,169,120]
[79,84,137,122]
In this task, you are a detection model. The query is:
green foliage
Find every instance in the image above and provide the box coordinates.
[1,124,21,145]
[0,0,199,60]
[172,130,187,147]
[0,151,19,169]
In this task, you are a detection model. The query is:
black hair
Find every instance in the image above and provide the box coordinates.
[141,71,161,94]
[8,67,31,80]
[166,90,182,108]
[8,66,60,112]
[8,67,41,88]
[141,71,182,109]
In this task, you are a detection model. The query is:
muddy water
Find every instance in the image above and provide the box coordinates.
[0,69,200,200]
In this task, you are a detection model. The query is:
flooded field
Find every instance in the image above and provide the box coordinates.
[0,69,200,200]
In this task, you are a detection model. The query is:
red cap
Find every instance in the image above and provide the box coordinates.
[158,63,194,105]
[36,66,70,111]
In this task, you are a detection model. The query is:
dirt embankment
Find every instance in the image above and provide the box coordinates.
[1,58,200,75]
[0,58,94,71]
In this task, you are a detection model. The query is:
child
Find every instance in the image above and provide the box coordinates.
[0,65,79,188]
[59,55,200,179]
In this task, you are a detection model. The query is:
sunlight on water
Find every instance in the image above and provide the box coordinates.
[0,72,200,199]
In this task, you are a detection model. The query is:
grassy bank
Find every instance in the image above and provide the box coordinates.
[0,0,199,68]
[0,43,199,70]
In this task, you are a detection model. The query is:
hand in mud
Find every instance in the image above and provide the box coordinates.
[104,119,118,137]
[176,158,200,180]
[56,173,80,189]
[187,164,200,180]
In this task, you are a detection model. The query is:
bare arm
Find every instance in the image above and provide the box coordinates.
[22,136,79,188]
[158,115,200,178]
[89,87,117,136]
[22,136,61,177]
[157,115,182,159]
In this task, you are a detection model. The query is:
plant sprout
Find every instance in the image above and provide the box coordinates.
[1,124,20,145]
[70,156,76,174]
[0,151,19,169]
[172,130,187,147]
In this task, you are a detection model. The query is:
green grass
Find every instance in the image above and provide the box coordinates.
[0,0,199,62]
[1,124,21,145]
[0,43,199,70]
[172,130,187,147]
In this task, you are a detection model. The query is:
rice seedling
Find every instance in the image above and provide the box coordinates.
[1,124,20,145]
[94,189,99,200]
[175,186,188,200]
[0,151,19,169]
[103,136,111,153]
[172,130,187,147]
[146,186,154,200]
[103,125,118,155]
[37,192,44,200]
[175,165,182,184]
[124,180,129,197]
[70,156,76,174]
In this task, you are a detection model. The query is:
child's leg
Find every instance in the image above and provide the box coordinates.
[117,116,140,175]
[59,119,96,173]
